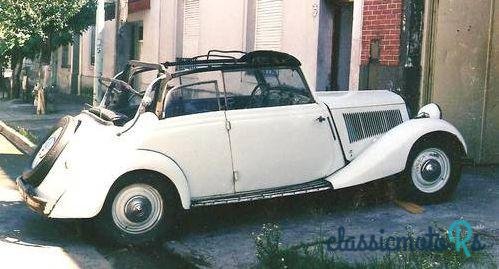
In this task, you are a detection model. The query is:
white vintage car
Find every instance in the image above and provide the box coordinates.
[17,51,466,244]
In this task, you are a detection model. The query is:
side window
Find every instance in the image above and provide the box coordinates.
[163,81,221,118]
[222,70,259,110]
[223,68,315,110]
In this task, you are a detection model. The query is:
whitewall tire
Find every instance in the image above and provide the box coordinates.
[398,137,462,204]
[95,174,179,245]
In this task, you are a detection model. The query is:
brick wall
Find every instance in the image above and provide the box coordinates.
[361,0,403,66]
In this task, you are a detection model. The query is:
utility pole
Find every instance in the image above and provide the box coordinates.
[115,0,128,74]
[93,0,105,106]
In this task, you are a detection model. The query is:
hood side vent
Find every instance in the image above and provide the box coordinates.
[343,110,403,143]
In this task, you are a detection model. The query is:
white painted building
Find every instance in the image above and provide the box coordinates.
[53,0,363,100]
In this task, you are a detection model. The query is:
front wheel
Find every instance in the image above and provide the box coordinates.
[95,175,179,245]
[397,139,462,204]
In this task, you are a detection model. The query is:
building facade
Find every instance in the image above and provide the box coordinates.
[52,0,498,164]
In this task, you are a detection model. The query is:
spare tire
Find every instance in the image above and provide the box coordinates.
[22,116,78,186]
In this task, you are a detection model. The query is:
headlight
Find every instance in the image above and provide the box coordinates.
[417,103,442,119]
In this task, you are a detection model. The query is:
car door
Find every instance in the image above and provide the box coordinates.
[142,75,235,198]
[223,68,345,192]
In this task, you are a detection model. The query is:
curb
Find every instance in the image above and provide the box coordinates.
[163,241,212,269]
[0,120,36,156]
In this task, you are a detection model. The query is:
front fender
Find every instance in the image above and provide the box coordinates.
[49,149,191,219]
[326,118,467,189]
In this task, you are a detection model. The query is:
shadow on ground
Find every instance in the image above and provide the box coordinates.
[180,179,394,237]
[163,166,498,268]
[0,147,193,268]
[0,153,29,179]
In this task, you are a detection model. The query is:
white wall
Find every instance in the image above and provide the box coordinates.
[190,0,323,90]
[281,0,321,90]
[198,0,247,53]
[79,20,116,91]
[159,0,179,63]
[55,46,72,94]
[74,0,328,93]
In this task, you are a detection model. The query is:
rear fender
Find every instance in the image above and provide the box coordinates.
[49,149,191,218]
[326,118,467,189]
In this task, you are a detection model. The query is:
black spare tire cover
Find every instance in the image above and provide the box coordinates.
[22,116,78,186]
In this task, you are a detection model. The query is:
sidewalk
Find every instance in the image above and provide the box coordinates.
[0,134,195,269]
[0,94,85,143]
[0,134,111,268]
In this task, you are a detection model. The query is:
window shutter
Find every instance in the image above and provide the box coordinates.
[183,0,200,57]
[255,0,283,51]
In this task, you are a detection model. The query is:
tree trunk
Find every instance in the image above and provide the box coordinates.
[0,67,5,99]
[10,54,22,99]
[36,42,52,115]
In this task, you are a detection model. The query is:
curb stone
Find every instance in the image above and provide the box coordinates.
[0,120,36,156]
[163,241,213,269]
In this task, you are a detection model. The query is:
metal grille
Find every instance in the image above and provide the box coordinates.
[343,110,403,143]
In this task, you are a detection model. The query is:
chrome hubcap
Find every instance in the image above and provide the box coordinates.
[420,159,442,182]
[124,196,152,223]
[112,183,163,234]
[411,148,451,193]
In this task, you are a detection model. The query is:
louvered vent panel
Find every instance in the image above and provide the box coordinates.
[183,0,200,57]
[343,110,403,143]
[255,0,283,51]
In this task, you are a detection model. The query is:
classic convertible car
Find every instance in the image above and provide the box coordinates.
[17,50,466,244]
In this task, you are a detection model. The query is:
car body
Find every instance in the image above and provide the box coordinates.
[17,50,467,244]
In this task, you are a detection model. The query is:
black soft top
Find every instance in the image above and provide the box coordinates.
[164,50,302,77]
[123,50,302,80]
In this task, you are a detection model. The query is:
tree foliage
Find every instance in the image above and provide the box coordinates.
[0,0,96,101]
[0,0,96,63]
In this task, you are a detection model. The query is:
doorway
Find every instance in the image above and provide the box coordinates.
[116,21,143,90]
[331,1,353,91]
[116,21,143,73]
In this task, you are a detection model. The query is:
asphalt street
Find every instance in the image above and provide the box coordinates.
[0,134,193,269]
[0,134,111,268]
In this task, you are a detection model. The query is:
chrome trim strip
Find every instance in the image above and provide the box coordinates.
[191,179,332,207]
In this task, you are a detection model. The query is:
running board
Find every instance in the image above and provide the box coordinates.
[191,179,333,207]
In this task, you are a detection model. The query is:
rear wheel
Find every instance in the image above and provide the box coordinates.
[22,116,77,186]
[95,174,179,245]
[397,139,462,204]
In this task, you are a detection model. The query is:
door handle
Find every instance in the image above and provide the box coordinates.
[316,116,326,123]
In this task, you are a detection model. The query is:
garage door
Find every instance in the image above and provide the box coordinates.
[428,0,498,163]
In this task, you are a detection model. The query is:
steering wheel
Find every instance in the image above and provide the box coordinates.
[248,84,266,108]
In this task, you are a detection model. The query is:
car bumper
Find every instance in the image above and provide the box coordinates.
[16,177,51,216]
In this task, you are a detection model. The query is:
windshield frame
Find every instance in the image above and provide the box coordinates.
[89,61,169,126]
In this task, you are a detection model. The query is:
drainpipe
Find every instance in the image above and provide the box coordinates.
[93,0,106,106]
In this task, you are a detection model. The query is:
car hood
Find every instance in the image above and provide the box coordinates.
[314,90,405,109]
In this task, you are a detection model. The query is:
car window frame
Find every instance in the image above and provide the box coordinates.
[221,67,317,111]
[161,80,222,119]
